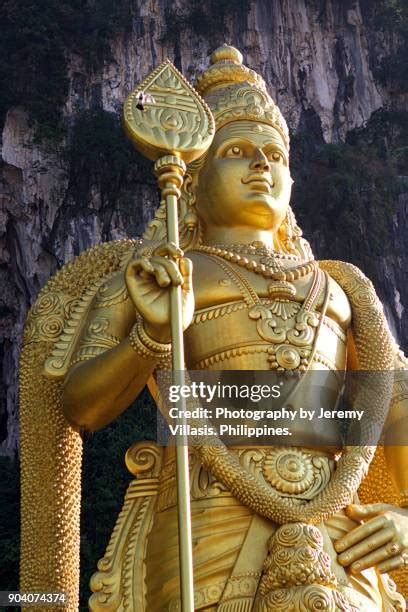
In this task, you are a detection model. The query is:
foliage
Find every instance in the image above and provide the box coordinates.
[360,0,408,90]
[291,109,407,258]
[66,110,141,209]
[0,0,132,141]
[361,0,408,32]
[0,457,20,594]
[372,53,408,91]
[59,108,155,244]
[162,0,251,45]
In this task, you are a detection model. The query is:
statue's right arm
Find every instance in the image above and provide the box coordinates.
[62,276,157,432]
[62,243,194,432]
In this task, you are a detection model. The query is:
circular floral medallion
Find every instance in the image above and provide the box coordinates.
[263,448,314,494]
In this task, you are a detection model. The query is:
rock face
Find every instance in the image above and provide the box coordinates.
[0,0,407,454]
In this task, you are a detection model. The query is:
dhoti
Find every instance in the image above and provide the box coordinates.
[145,447,405,611]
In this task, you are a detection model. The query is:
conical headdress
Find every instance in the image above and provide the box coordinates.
[195,45,289,149]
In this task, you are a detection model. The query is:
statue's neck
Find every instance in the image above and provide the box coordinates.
[202,226,275,248]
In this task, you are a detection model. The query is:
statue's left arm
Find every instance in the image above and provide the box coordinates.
[335,347,408,574]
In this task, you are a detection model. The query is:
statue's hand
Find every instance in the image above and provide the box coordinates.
[334,503,408,574]
[125,242,194,342]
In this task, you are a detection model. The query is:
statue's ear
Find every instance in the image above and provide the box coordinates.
[142,168,202,248]
[274,205,314,260]
[186,168,199,190]
[181,171,196,204]
[184,152,208,196]
[179,171,201,250]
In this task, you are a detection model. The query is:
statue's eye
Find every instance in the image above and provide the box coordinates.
[225,145,243,157]
[269,151,284,163]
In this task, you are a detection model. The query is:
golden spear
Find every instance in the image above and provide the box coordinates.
[123,60,215,611]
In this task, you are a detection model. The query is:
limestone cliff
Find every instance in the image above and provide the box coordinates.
[0,0,407,454]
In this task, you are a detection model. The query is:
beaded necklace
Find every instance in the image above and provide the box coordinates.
[196,242,317,282]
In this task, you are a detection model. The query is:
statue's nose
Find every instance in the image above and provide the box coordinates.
[249,147,270,172]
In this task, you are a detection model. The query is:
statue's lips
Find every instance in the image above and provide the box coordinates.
[241,174,273,194]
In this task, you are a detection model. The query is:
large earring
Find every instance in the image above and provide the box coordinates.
[143,172,201,247]
[277,211,297,254]
[179,174,201,250]
[277,206,314,260]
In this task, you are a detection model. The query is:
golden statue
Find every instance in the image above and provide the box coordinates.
[20,46,408,611]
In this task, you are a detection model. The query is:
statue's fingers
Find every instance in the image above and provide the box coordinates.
[151,262,172,287]
[179,257,193,290]
[126,258,154,277]
[377,552,407,573]
[153,242,183,259]
[125,259,142,276]
[350,548,393,574]
[151,257,183,286]
[334,515,388,553]
[125,260,155,287]
[346,503,393,521]
[336,527,395,569]
[136,258,156,279]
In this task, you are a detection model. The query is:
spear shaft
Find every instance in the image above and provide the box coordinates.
[155,158,194,611]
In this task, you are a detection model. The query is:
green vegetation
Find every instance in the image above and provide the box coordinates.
[66,110,143,209]
[162,0,251,44]
[362,0,408,31]
[61,108,155,243]
[0,0,132,141]
[291,109,408,258]
[1,0,405,142]
[0,457,19,594]
[361,0,408,90]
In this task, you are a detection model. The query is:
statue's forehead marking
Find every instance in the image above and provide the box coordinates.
[216,123,285,148]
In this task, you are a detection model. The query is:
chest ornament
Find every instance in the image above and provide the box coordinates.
[249,306,318,346]
[195,248,325,374]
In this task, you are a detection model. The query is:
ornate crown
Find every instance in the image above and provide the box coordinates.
[195,45,289,149]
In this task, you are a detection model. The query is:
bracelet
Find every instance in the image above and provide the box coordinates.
[400,492,408,508]
[129,318,172,365]
[137,319,171,354]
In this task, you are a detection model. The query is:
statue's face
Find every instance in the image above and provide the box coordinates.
[195,121,292,232]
